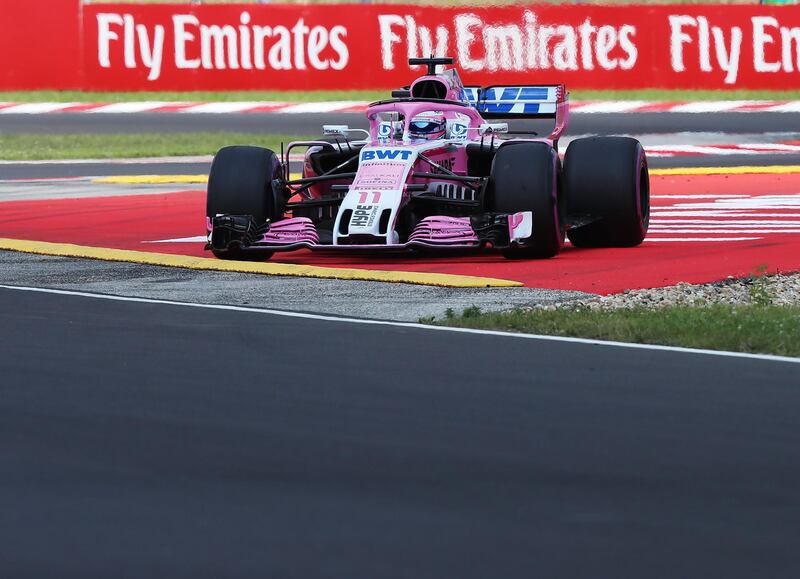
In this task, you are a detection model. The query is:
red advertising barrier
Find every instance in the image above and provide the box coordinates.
[3,2,800,91]
[0,0,82,89]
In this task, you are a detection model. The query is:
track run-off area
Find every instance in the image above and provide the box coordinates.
[1,166,800,292]
[3,109,800,578]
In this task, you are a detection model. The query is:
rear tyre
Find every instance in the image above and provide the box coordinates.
[206,146,282,260]
[489,143,563,259]
[564,137,649,248]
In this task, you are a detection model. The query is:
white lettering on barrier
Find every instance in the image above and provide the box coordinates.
[138,22,165,80]
[201,24,239,70]
[782,27,800,73]
[377,9,798,83]
[379,14,449,70]
[124,15,135,69]
[381,11,638,73]
[93,7,800,87]
[669,14,800,83]
[669,15,743,84]
[329,26,349,71]
[670,15,694,73]
[456,14,482,72]
[753,16,781,73]
[173,15,199,69]
[97,11,349,80]
[97,13,122,69]
[97,13,165,81]
[379,15,403,69]
[596,25,618,70]
[618,25,638,70]
[485,24,525,71]
[713,26,742,84]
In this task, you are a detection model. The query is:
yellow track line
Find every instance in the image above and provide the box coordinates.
[650,165,800,176]
[98,166,800,184]
[93,173,303,185]
[0,238,522,288]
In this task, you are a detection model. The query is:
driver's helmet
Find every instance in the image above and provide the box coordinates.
[409,111,446,140]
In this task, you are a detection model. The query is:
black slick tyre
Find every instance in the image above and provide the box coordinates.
[564,137,649,248]
[489,142,563,259]
[206,145,282,260]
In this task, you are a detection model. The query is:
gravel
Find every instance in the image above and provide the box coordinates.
[0,250,591,322]
[2,250,797,319]
[536,273,800,311]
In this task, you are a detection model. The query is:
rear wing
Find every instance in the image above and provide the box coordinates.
[464,85,569,141]
[464,85,563,118]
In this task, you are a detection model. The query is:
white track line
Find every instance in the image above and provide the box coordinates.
[279,101,369,114]
[653,211,800,217]
[89,102,180,114]
[146,236,207,243]
[648,229,800,233]
[1,284,797,365]
[668,100,764,113]
[652,195,750,199]
[765,102,800,113]
[569,101,651,114]
[645,237,760,242]
[179,102,274,114]
[0,103,81,114]
[738,143,800,151]
[646,145,768,155]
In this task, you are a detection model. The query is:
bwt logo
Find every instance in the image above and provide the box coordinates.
[362,149,413,161]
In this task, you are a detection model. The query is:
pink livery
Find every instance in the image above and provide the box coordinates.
[207,56,650,260]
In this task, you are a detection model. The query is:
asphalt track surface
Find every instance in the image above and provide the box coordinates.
[2,110,799,180]
[2,151,798,181]
[3,110,800,136]
[2,111,800,576]
[2,285,800,579]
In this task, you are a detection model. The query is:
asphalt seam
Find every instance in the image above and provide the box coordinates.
[1,283,797,365]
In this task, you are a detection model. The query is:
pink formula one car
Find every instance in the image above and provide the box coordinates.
[206,57,649,260]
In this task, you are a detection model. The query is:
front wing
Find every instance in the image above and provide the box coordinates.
[207,213,533,255]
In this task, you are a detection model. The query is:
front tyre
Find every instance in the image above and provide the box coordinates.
[489,143,564,259]
[564,137,650,248]
[206,145,282,260]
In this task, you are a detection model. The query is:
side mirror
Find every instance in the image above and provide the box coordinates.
[323,125,350,135]
[323,125,370,141]
[479,123,509,136]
